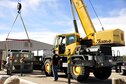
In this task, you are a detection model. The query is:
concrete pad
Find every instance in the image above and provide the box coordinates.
[20,78,38,84]
[4,76,20,84]
[0,75,10,84]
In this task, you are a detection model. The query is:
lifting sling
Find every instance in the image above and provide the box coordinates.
[5,2,31,52]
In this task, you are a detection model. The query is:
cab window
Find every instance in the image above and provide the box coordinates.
[59,36,66,45]
[66,35,75,45]
[53,36,58,48]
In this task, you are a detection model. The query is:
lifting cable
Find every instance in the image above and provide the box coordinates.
[5,2,31,52]
[88,0,104,31]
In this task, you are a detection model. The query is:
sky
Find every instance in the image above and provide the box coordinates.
[0,0,126,55]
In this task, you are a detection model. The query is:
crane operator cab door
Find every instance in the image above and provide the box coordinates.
[53,33,80,56]
[53,35,66,55]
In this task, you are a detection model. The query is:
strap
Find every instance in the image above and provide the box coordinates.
[19,14,31,52]
[20,14,30,41]
[6,14,19,39]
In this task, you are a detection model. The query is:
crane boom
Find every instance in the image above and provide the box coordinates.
[71,0,96,36]
[71,0,125,46]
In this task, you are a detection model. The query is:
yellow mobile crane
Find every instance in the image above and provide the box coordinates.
[43,0,125,82]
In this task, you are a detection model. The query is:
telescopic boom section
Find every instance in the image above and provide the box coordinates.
[72,0,96,36]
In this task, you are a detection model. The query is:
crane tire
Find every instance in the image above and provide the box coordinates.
[70,58,89,82]
[93,67,111,80]
[44,59,52,76]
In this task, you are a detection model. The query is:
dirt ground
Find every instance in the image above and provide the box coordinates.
[0,70,126,84]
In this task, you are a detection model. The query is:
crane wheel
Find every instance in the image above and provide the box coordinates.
[93,67,111,80]
[44,59,52,76]
[70,58,89,82]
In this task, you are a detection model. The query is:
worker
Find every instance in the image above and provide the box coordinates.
[6,54,11,75]
[6,54,10,66]
[20,53,25,76]
[52,50,60,81]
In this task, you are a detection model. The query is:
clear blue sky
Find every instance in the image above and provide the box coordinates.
[0,0,126,55]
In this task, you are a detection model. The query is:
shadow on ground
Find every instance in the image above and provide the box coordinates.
[58,74,111,84]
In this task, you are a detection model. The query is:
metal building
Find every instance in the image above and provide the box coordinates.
[0,39,52,51]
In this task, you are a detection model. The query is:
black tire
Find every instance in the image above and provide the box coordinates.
[44,59,52,76]
[71,59,89,82]
[93,67,111,80]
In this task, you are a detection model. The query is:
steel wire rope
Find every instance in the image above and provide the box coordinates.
[88,0,104,30]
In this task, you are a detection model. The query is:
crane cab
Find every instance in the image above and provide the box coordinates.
[53,33,80,56]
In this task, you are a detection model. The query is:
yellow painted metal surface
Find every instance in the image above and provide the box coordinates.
[95,29,125,46]
[64,33,80,56]
[45,63,50,73]
[65,42,77,55]
[71,0,125,47]
[73,66,81,76]
[72,0,96,36]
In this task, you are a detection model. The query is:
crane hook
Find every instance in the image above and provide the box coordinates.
[17,2,22,14]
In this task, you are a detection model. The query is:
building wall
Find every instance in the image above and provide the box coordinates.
[0,39,53,51]
[0,50,3,69]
